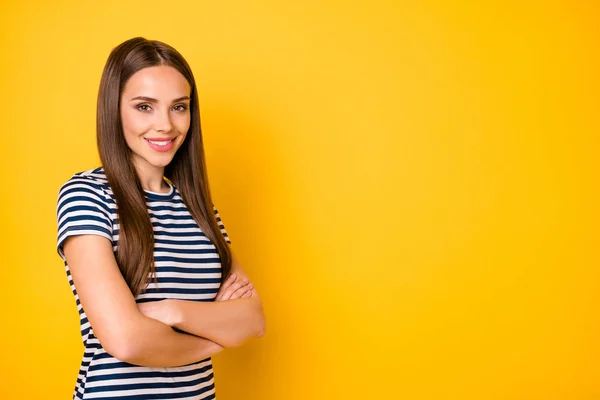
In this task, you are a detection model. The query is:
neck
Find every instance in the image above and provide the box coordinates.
[132,158,168,193]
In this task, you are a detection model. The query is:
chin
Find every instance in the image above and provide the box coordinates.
[150,157,175,168]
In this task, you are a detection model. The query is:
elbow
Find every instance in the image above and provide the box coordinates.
[255,308,266,338]
[98,329,141,363]
[257,325,265,338]
[110,338,141,363]
[225,312,266,348]
[101,340,131,362]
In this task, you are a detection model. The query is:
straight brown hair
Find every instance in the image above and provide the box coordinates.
[97,36,231,297]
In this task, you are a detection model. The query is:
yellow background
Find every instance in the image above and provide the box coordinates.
[1,1,598,399]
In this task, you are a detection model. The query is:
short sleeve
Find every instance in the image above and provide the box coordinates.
[213,205,232,244]
[56,177,114,261]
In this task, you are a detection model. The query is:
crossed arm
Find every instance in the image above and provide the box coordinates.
[137,250,265,348]
[62,234,265,368]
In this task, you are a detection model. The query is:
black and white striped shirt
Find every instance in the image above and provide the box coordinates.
[56,166,230,399]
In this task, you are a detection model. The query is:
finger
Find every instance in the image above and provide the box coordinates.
[221,279,250,301]
[222,273,237,289]
[215,274,237,301]
[229,285,252,300]
[221,280,248,301]
[241,290,252,299]
[230,283,253,300]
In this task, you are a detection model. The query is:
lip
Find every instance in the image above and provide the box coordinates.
[145,137,176,142]
[145,137,175,152]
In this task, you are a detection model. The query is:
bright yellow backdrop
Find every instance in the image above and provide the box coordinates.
[1,1,598,399]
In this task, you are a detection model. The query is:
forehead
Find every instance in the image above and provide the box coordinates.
[122,65,190,97]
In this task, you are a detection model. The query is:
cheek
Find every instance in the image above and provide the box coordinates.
[175,114,191,132]
[121,109,149,137]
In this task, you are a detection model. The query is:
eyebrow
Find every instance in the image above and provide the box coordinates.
[130,95,191,103]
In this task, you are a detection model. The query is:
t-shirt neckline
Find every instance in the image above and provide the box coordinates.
[144,178,176,200]
[97,166,176,200]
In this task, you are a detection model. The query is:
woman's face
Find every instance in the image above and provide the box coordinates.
[120,65,191,171]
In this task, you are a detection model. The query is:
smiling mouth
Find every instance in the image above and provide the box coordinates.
[144,138,174,146]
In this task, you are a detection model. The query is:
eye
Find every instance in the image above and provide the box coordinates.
[173,104,188,112]
[136,104,152,112]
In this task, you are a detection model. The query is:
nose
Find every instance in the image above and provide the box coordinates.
[153,110,173,133]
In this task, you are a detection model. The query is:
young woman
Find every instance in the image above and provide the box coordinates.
[56,37,265,400]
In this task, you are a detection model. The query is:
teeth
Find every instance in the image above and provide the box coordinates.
[148,139,172,146]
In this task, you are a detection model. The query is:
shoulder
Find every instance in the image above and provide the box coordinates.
[58,166,109,194]
[57,166,113,211]
[55,167,115,260]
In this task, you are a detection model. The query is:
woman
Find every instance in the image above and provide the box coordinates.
[56,37,265,400]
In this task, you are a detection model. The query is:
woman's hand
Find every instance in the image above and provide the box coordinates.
[137,300,174,326]
[138,273,254,326]
[215,273,253,301]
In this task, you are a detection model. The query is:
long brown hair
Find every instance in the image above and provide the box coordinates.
[96,37,231,297]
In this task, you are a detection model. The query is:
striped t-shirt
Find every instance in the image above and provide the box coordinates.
[56,166,231,400]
